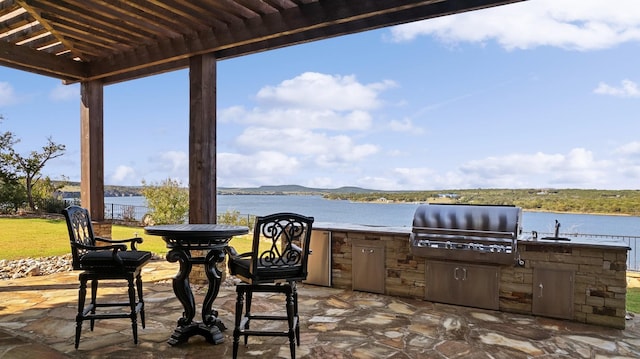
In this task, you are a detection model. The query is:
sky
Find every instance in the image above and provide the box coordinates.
[1,0,640,191]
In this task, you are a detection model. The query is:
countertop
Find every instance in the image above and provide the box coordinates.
[313,222,412,235]
[518,234,631,250]
[313,222,631,250]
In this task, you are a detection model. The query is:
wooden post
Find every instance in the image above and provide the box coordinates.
[189,54,217,224]
[80,81,105,221]
[189,54,219,284]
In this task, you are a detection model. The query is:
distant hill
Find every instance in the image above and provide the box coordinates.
[58,182,144,198]
[57,182,377,197]
[218,185,375,195]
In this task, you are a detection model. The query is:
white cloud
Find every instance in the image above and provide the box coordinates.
[160,150,188,173]
[0,82,18,106]
[222,107,373,131]
[217,151,300,187]
[593,79,640,97]
[305,177,335,188]
[236,127,378,164]
[361,147,633,191]
[50,84,79,101]
[388,118,424,134]
[457,148,611,187]
[222,72,396,132]
[614,141,640,156]
[109,165,136,185]
[136,151,190,186]
[256,72,396,111]
[388,0,640,51]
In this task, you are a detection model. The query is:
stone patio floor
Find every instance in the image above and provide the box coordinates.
[1,259,639,358]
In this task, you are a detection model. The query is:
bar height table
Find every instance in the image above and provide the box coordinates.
[144,224,249,346]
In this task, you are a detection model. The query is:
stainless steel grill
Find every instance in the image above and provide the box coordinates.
[410,204,522,265]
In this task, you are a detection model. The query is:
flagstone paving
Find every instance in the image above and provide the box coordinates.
[1,259,639,358]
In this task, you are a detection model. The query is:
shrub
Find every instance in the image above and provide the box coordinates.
[217,209,254,228]
[141,178,189,225]
[37,197,68,214]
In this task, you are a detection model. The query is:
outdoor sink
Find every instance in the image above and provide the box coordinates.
[540,236,571,241]
[537,220,571,241]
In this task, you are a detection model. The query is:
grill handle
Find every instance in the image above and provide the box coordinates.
[412,227,515,239]
[453,267,468,280]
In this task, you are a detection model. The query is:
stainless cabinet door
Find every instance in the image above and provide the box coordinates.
[426,260,499,310]
[304,230,331,287]
[352,239,385,294]
[532,267,574,319]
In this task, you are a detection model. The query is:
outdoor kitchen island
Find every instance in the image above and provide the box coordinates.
[312,214,630,329]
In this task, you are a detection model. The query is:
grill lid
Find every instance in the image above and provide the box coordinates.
[410,204,522,264]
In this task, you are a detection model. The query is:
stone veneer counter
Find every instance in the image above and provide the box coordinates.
[312,222,631,329]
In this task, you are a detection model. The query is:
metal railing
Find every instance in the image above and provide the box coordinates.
[104,204,640,271]
[104,203,256,228]
[104,203,148,223]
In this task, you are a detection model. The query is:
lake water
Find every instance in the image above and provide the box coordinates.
[106,194,640,236]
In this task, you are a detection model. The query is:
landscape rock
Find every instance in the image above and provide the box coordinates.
[1,255,73,280]
[0,253,164,280]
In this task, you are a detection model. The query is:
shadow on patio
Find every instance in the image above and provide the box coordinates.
[1,259,639,358]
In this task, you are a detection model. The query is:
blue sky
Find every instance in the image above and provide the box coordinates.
[1,0,639,190]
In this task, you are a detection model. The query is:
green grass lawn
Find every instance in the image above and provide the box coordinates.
[0,217,252,260]
[628,287,640,314]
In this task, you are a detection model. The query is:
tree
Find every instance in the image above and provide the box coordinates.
[0,137,66,211]
[31,175,68,213]
[0,178,25,213]
[0,116,25,212]
[0,115,17,178]
[141,178,189,225]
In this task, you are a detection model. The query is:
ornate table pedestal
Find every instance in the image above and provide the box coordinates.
[144,224,249,346]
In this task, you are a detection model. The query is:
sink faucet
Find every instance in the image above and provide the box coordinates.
[554,220,560,237]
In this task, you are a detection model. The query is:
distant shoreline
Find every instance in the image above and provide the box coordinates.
[100,193,637,218]
[522,208,632,217]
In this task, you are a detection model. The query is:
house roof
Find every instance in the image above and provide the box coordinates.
[0,0,524,85]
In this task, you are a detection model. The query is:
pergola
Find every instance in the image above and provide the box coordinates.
[1,0,524,223]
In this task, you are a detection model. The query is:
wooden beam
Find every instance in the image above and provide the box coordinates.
[0,41,86,81]
[80,80,105,221]
[188,54,217,224]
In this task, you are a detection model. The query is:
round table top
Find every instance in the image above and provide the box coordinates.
[145,224,249,248]
[144,223,249,238]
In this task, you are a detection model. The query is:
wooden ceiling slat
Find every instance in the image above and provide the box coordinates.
[20,35,58,50]
[13,27,49,44]
[191,0,259,20]
[63,0,184,39]
[1,21,44,43]
[262,0,299,11]
[42,13,139,48]
[1,10,31,32]
[121,1,208,37]
[146,0,229,29]
[65,39,110,58]
[169,1,241,28]
[0,0,21,16]
[43,42,66,54]
[227,0,280,16]
[26,0,160,45]
[53,25,127,54]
